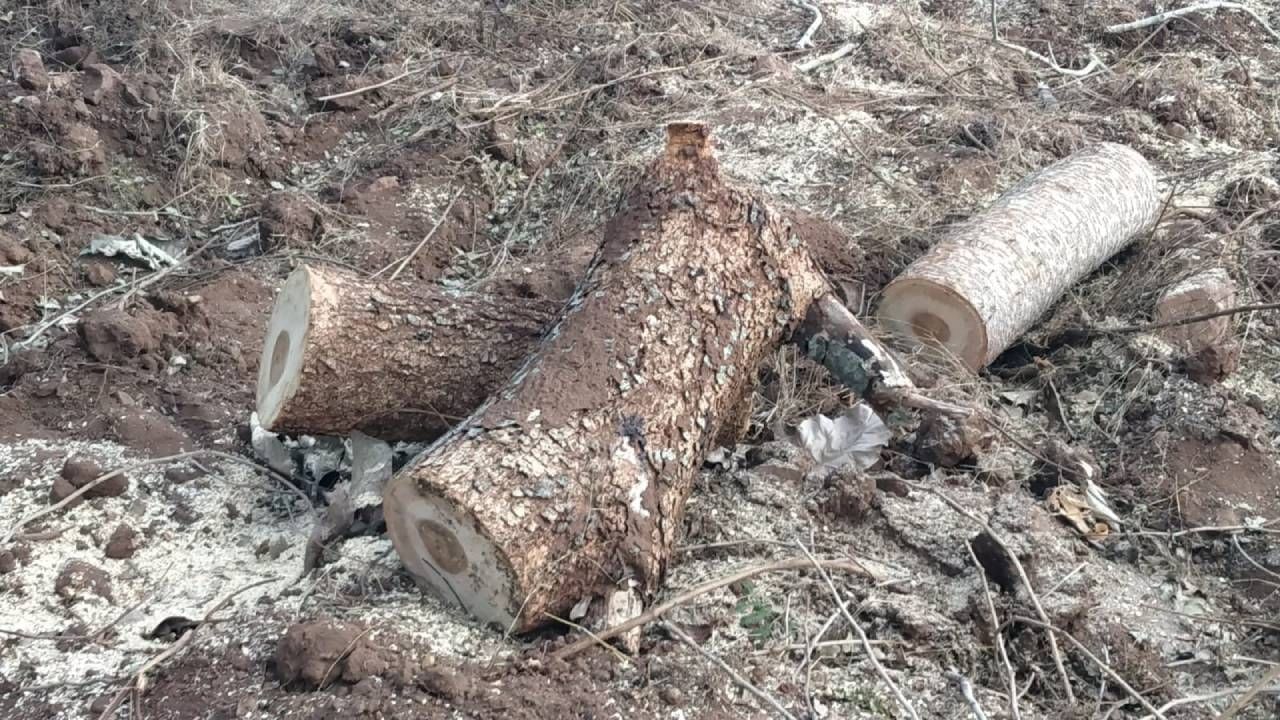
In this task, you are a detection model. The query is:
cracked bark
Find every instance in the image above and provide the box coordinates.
[382,124,828,632]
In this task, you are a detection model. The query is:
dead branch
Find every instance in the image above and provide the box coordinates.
[946,668,991,720]
[313,66,428,103]
[1215,664,1280,719]
[1075,301,1280,336]
[792,0,823,49]
[549,557,874,661]
[1,451,310,546]
[966,542,1022,720]
[795,542,922,720]
[908,482,1077,705]
[1105,1,1280,41]
[990,0,1105,77]
[796,42,856,72]
[371,188,463,280]
[1007,616,1166,718]
[662,620,799,720]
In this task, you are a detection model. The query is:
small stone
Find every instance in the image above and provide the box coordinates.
[1163,122,1188,140]
[49,475,84,507]
[1185,341,1240,385]
[79,311,159,363]
[164,465,204,484]
[658,686,684,706]
[485,118,517,162]
[54,559,113,601]
[83,261,117,287]
[82,64,120,105]
[416,667,472,702]
[62,456,128,498]
[51,45,97,69]
[104,524,138,559]
[0,550,16,574]
[12,49,48,91]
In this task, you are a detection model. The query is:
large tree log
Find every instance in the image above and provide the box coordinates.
[382,124,828,632]
[876,143,1161,370]
[256,245,591,440]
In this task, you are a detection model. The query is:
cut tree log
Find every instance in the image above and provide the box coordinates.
[1154,268,1236,353]
[876,143,1161,370]
[257,242,591,441]
[382,123,828,632]
[256,265,566,441]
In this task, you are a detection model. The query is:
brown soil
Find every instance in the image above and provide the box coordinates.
[1,1,1279,719]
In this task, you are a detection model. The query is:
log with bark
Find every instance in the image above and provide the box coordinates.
[381,123,829,632]
[256,245,591,441]
[876,143,1162,370]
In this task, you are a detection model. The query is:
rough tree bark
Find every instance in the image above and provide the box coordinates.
[876,142,1162,369]
[257,240,591,440]
[256,265,565,440]
[382,124,828,632]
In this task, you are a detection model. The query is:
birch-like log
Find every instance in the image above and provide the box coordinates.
[876,143,1161,369]
[382,124,828,632]
[256,266,564,441]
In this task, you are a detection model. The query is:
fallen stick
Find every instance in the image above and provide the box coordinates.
[990,0,1106,77]
[384,123,829,632]
[796,42,856,72]
[877,142,1161,370]
[313,65,427,103]
[1105,1,1280,42]
[792,0,823,49]
[550,556,874,660]
[662,620,799,720]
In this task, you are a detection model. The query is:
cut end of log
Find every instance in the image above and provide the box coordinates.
[664,122,712,162]
[383,474,519,630]
[256,266,314,430]
[877,277,987,370]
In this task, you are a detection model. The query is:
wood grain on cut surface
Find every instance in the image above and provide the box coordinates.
[878,143,1162,369]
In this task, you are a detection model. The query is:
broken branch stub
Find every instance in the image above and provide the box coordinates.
[256,265,562,440]
[877,143,1161,369]
[382,123,828,632]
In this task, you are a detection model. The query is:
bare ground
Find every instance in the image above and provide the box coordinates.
[1,1,1279,718]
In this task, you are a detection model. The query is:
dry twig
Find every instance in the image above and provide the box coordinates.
[795,541,922,720]
[372,189,463,281]
[990,0,1104,77]
[796,42,856,72]
[792,0,823,49]
[908,482,1077,705]
[966,542,1022,720]
[1105,1,1280,41]
[550,556,874,661]
[314,66,428,103]
[662,620,799,720]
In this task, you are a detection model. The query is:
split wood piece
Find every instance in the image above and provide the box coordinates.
[877,143,1162,370]
[256,266,564,441]
[1154,268,1236,353]
[383,123,828,632]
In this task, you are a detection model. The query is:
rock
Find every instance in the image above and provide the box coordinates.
[164,465,204,484]
[61,456,129,498]
[0,550,16,575]
[1185,341,1240,385]
[82,64,120,105]
[0,236,34,265]
[49,475,85,508]
[104,524,138,559]
[485,118,517,162]
[12,49,48,91]
[1155,268,1236,355]
[79,311,159,362]
[816,465,876,520]
[275,621,372,688]
[54,560,113,601]
[913,412,988,468]
[83,261,117,287]
[51,45,97,69]
[259,192,321,249]
[416,666,472,703]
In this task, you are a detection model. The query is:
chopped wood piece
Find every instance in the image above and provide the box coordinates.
[877,143,1161,370]
[1155,268,1237,354]
[256,266,561,441]
[382,123,828,632]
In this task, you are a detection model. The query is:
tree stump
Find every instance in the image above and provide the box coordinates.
[877,143,1162,369]
[382,123,828,632]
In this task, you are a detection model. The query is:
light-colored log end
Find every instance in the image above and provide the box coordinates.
[877,277,987,370]
[383,474,519,630]
[256,266,313,430]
